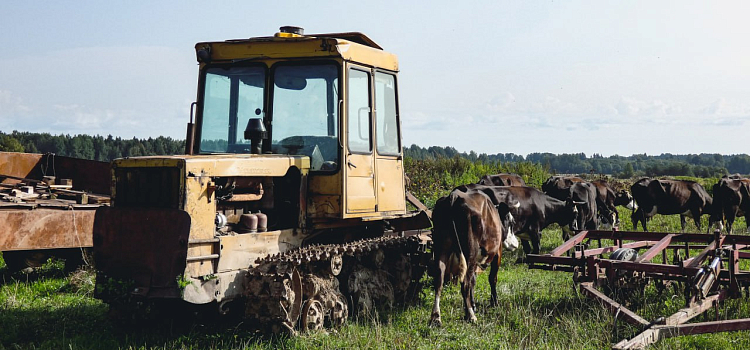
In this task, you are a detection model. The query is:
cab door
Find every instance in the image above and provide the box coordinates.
[373,72,405,213]
[345,66,376,213]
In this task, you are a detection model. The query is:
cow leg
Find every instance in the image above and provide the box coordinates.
[521,239,531,256]
[461,263,477,323]
[489,255,500,306]
[429,256,447,327]
[680,215,687,232]
[632,208,648,231]
[613,205,620,226]
[561,227,571,242]
[726,211,736,235]
[531,232,541,255]
[691,209,702,232]
[470,271,477,310]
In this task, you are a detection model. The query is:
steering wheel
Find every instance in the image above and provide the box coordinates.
[278,136,305,154]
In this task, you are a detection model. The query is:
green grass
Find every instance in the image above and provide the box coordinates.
[2,209,749,350]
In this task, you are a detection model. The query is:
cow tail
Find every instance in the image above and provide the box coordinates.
[451,218,468,283]
[741,183,750,202]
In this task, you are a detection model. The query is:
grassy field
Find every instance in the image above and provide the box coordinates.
[1,209,749,350]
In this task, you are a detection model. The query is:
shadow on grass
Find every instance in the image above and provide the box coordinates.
[0,300,303,350]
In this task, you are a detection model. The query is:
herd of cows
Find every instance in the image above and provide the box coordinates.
[428,173,750,326]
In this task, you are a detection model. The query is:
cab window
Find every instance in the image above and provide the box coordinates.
[347,68,371,154]
[375,72,400,155]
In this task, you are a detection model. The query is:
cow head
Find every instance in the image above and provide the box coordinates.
[496,201,520,251]
[541,176,559,194]
[615,190,635,210]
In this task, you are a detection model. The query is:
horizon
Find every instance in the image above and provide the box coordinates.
[2,2,748,156]
[4,128,749,159]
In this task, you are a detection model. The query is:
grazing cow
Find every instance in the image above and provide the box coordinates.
[591,179,635,227]
[429,189,518,326]
[710,176,750,234]
[478,173,526,187]
[630,179,713,232]
[542,176,585,201]
[455,185,581,255]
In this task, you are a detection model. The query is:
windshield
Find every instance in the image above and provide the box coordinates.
[271,64,340,171]
[198,63,340,172]
[200,66,265,153]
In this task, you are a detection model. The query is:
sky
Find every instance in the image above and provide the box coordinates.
[1,1,749,157]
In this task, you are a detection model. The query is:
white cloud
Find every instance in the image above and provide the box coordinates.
[0,90,31,116]
[701,98,726,115]
[486,92,516,111]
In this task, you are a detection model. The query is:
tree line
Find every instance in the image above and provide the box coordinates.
[404,145,750,178]
[2,131,748,177]
[0,131,184,162]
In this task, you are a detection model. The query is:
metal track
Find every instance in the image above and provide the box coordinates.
[245,235,429,334]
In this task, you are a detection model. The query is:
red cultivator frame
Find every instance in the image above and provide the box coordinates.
[526,230,750,349]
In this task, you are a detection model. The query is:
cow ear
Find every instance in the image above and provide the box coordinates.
[495,202,511,217]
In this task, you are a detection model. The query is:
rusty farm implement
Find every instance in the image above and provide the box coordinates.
[527,230,750,349]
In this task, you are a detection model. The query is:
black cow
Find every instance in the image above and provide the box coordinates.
[478,173,526,187]
[569,182,598,237]
[630,179,713,232]
[710,176,750,234]
[429,189,518,326]
[629,178,652,230]
[542,176,585,201]
[591,179,635,227]
[455,185,581,255]
[542,176,606,230]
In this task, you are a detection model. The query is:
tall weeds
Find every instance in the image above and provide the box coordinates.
[404,156,550,208]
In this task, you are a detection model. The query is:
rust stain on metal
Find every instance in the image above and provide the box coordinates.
[0,208,95,250]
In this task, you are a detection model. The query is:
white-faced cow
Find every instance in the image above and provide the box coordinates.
[630,179,713,232]
[429,189,519,326]
[710,176,750,234]
[478,173,526,187]
[455,184,582,256]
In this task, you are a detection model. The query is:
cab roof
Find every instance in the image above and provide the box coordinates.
[195,29,398,71]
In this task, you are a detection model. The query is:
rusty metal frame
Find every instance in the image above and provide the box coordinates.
[526,230,750,349]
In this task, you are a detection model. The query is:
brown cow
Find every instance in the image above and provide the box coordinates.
[429,189,518,326]
[478,173,526,187]
[710,176,750,234]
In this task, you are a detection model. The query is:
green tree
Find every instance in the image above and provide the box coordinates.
[619,162,635,179]
[0,135,24,152]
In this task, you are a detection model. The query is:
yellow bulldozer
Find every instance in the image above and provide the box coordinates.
[93,26,431,333]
